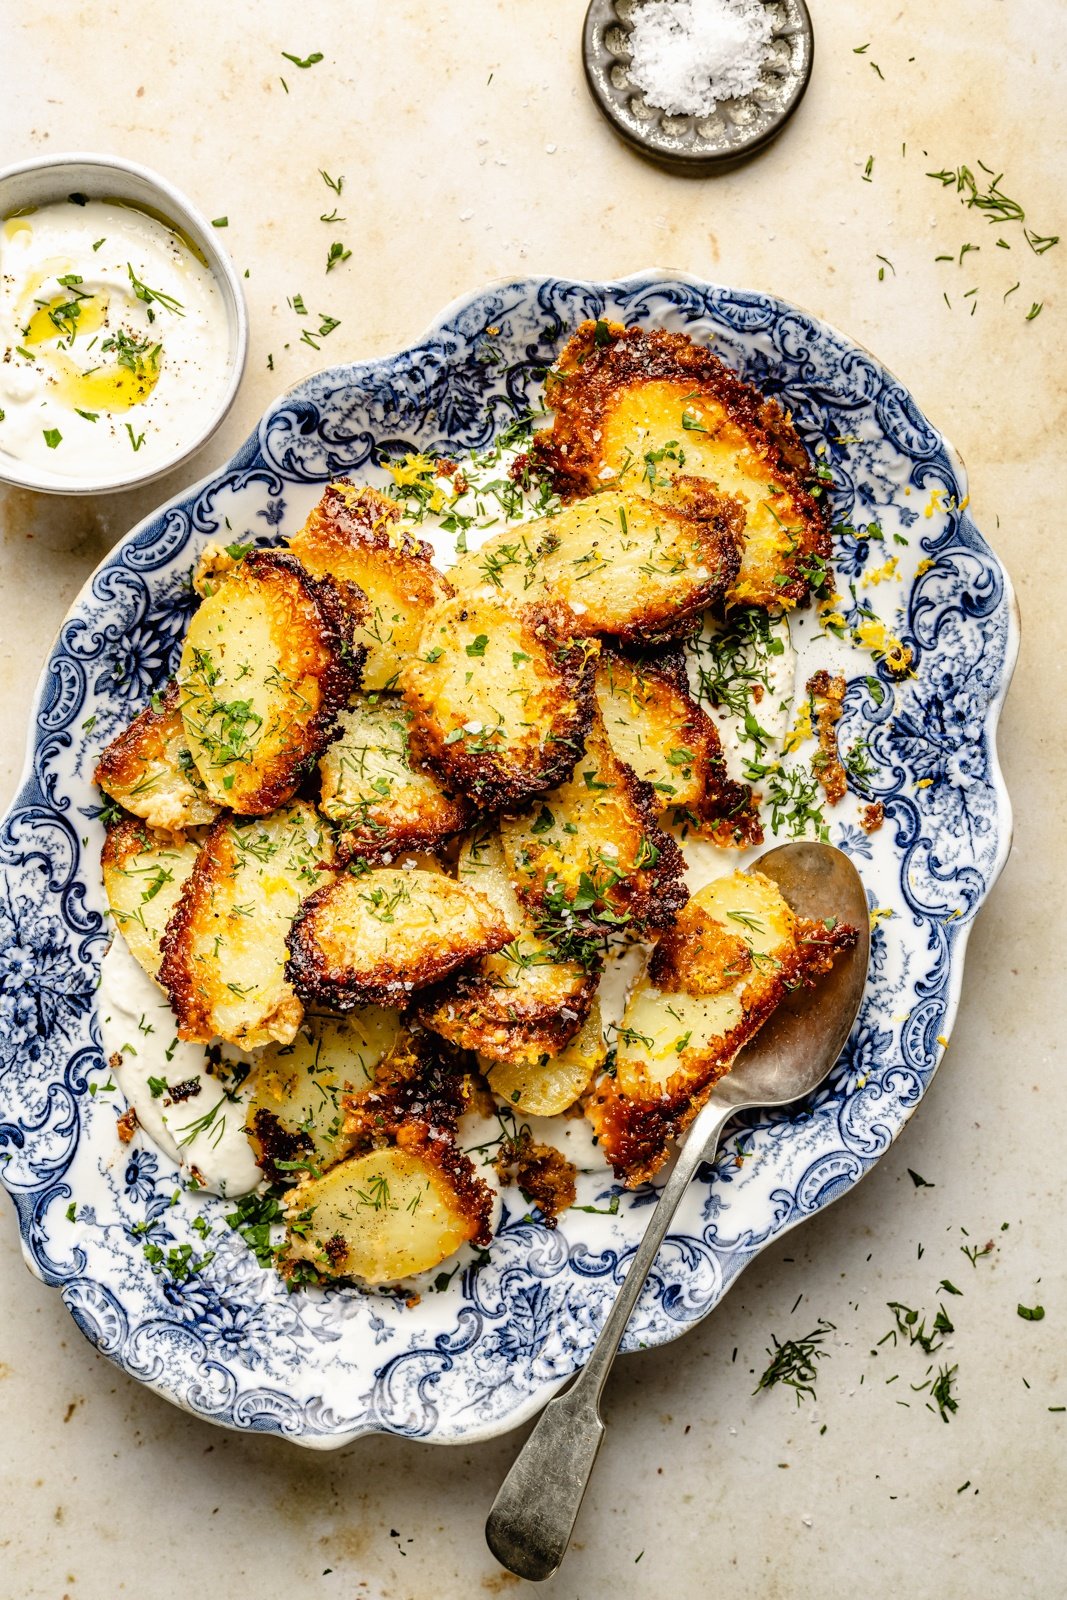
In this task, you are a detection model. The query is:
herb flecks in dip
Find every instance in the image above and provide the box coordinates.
[0,197,229,481]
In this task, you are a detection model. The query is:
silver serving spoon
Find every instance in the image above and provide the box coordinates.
[485,840,870,1582]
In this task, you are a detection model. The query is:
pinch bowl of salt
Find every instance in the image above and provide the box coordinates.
[583,0,814,174]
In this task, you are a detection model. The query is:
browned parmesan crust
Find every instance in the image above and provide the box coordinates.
[494,1130,577,1227]
[178,549,364,816]
[417,953,597,1063]
[285,867,513,1010]
[807,669,848,806]
[287,480,453,690]
[400,592,598,811]
[94,680,217,832]
[499,713,689,937]
[533,320,829,610]
[343,1027,494,1247]
[587,874,858,1185]
[595,646,762,847]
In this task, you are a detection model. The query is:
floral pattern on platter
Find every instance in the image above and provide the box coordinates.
[0,274,1017,1447]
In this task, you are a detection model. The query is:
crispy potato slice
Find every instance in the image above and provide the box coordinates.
[158,801,334,1048]
[447,486,741,644]
[101,817,201,980]
[485,1001,605,1116]
[95,681,217,832]
[587,869,858,1184]
[246,1009,403,1180]
[594,649,761,846]
[282,1147,482,1284]
[178,548,360,816]
[318,694,471,862]
[286,866,513,1010]
[533,321,830,610]
[284,1024,494,1282]
[498,712,688,939]
[399,591,597,809]
[417,828,596,1062]
[287,480,453,691]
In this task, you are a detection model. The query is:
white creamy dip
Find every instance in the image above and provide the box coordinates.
[99,934,261,1198]
[0,198,230,481]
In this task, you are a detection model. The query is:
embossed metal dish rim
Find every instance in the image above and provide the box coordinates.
[583,0,815,173]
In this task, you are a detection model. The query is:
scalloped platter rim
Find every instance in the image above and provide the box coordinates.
[0,271,1018,1448]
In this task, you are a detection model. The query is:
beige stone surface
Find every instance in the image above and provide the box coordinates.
[0,3,1063,1596]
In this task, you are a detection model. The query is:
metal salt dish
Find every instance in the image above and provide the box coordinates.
[583,0,814,175]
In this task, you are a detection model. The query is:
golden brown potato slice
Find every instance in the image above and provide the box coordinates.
[287,480,453,691]
[498,712,688,941]
[282,1146,481,1284]
[101,817,201,980]
[416,828,597,1063]
[286,866,513,1010]
[533,321,830,610]
[283,1023,494,1282]
[178,549,361,815]
[95,681,217,832]
[594,648,761,846]
[399,591,598,810]
[158,801,334,1048]
[485,1001,606,1116]
[246,1009,403,1181]
[587,869,858,1185]
[318,694,471,862]
[447,486,741,645]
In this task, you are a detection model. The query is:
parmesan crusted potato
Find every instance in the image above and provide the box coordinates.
[587,869,858,1184]
[285,866,513,1010]
[399,591,597,810]
[246,1009,402,1180]
[533,321,830,610]
[283,1022,495,1282]
[178,549,361,815]
[499,713,688,938]
[416,828,597,1063]
[484,1000,605,1116]
[158,801,334,1048]
[594,649,761,846]
[101,817,201,980]
[282,1146,482,1284]
[287,480,453,691]
[95,681,217,832]
[318,694,471,862]
[447,487,742,645]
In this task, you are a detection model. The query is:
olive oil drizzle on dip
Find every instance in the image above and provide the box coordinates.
[0,197,230,481]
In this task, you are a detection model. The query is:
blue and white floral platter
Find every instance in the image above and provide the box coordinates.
[0,273,1017,1447]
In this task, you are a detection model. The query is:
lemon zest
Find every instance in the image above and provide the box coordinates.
[860,556,900,588]
[782,699,814,755]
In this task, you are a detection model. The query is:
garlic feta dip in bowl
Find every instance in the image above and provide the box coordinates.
[0,153,247,494]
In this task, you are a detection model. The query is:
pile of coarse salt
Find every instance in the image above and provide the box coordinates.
[627,0,774,117]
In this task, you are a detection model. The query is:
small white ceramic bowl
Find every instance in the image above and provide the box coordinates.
[0,151,248,495]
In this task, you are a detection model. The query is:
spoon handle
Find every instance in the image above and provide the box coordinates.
[485,1096,737,1581]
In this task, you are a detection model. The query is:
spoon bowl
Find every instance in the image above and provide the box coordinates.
[486,842,871,1582]
[713,840,870,1110]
